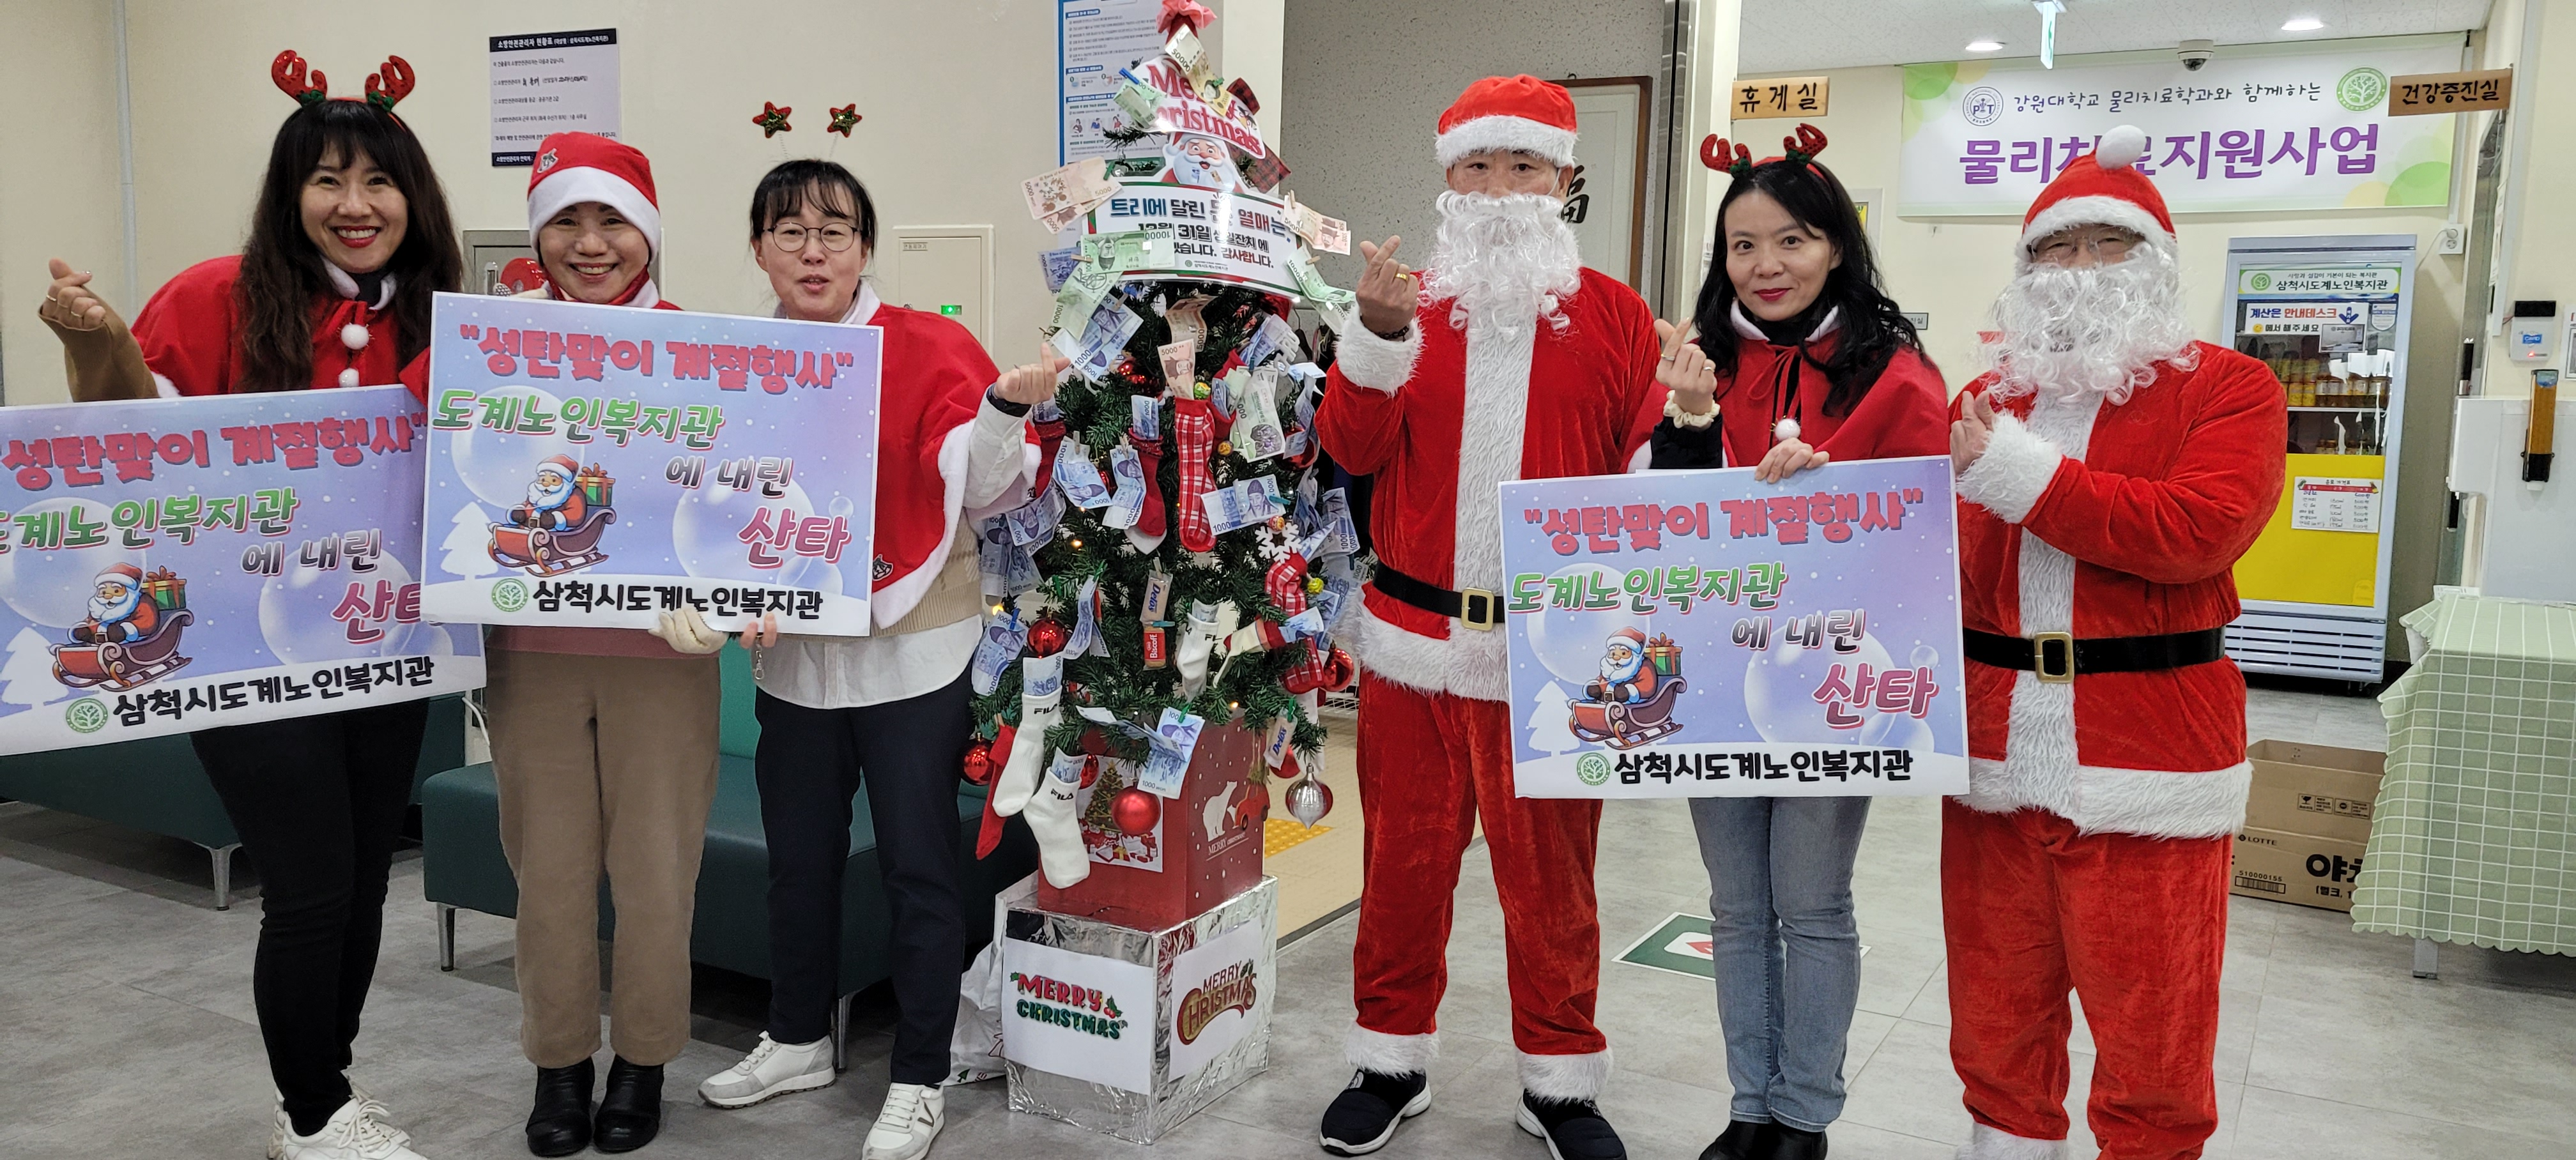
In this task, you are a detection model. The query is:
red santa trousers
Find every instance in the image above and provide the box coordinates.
[1942,800,2230,1160]
[1349,674,1611,1097]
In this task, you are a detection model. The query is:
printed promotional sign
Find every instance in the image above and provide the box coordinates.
[1500,458,1968,798]
[1057,0,1166,164]
[1897,42,2460,215]
[420,294,882,635]
[2238,264,2405,296]
[1000,936,1156,1094]
[2242,302,2371,334]
[1085,183,1303,298]
[487,28,619,167]
[1165,914,1268,1081]
[0,387,482,755]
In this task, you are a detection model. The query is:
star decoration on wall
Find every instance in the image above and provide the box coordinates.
[828,104,861,136]
[751,101,793,137]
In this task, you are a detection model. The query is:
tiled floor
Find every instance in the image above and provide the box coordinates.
[3,681,2572,1158]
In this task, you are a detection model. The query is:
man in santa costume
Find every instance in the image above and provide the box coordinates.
[1588,627,1657,705]
[1314,75,1676,1160]
[74,563,157,643]
[512,454,587,530]
[1943,126,2284,1159]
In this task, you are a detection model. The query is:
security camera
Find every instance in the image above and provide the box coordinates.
[2178,39,2215,71]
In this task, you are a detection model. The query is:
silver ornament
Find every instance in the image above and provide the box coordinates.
[1285,774,1333,827]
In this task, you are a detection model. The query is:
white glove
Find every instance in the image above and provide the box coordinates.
[1020,752,1092,887]
[650,608,728,655]
[990,655,1062,816]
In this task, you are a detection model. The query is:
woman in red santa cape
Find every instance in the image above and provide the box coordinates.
[1943,127,2283,1160]
[32,51,459,1160]
[1316,75,1680,1160]
[475,131,722,1156]
[675,158,1046,1160]
[1651,129,1948,1160]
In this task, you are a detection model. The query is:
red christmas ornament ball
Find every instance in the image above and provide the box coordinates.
[1079,755,1101,790]
[962,739,996,786]
[1110,787,1161,835]
[1027,617,1069,656]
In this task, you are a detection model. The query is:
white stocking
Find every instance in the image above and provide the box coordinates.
[1021,752,1092,887]
[990,655,1061,816]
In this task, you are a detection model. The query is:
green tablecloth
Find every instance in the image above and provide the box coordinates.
[2351,595,2576,954]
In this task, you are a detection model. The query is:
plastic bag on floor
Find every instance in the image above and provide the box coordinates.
[948,871,1036,1084]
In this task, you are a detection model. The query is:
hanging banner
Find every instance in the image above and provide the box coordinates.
[1897,41,2461,216]
[420,294,884,636]
[1499,457,1968,798]
[0,386,482,755]
[1085,184,1303,298]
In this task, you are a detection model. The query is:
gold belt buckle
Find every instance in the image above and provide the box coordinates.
[1457,588,1501,631]
[2031,631,2076,683]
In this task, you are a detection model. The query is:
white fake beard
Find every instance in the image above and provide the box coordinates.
[1982,241,2200,405]
[1423,190,1582,333]
[528,478,575,509]
[90,588,138,625]
[1600,652,1643,684]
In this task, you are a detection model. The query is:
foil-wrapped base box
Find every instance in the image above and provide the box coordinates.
[1002,876,1277,1143]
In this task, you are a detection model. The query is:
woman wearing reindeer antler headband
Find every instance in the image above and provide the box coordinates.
[31,50,458,1160]
[1649,125,1948,1160]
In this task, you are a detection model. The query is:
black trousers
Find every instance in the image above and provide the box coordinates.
[753,671,970,1086]
[193,699,430,1135]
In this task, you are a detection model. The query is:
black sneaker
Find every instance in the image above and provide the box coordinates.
[1763,1123,1828,1159]
[1319,1069,1430,1156]
[1700,1119,1774,1160]
[1515,1092,1625,1160]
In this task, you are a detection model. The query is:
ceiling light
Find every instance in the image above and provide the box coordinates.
[1966,39,2004,52]
[2282,17,2324,31]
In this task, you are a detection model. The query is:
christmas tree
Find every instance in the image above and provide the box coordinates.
[976,0,1358,884]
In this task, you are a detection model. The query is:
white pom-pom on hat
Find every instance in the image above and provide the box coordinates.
[2095,125,2150,170]
[337,367,360,389]
[1774,416,1802,442]
[341,323,369,351]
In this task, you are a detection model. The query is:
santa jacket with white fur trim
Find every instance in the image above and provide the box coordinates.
[1949,345,2285,839]
[1318,268,1665,703]
[131,256,428,402]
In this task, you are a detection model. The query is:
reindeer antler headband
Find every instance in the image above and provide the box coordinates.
[272,49,415,113]
[1699,123,1831,181]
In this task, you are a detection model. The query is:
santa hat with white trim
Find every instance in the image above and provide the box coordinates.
[535,454,579,484]
[95,562,143,591]
[526,132,663,256]
[1435,75,1578,169]
[1605,627,1646,653]
[2016,125,2174,266]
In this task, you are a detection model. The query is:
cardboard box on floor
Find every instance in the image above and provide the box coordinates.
[2231,740,2386,912]
[2244,740,2386,843]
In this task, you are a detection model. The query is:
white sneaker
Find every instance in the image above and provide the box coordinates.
[273,1083,406,1158]
[861,1083,944,1160]
[698,1032,836,1108]
[277,1096,427,1159]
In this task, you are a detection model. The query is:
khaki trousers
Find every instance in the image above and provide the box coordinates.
[489,647,721,1068]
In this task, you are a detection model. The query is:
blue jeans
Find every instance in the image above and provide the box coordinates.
[1689,795,1871,1132]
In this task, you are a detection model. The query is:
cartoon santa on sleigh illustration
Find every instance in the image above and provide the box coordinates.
[52,563,193,692]
[1567,627,1687,750]
[487,454,617,577]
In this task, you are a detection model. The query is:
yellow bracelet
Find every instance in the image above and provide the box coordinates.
[1665,392,1717,429]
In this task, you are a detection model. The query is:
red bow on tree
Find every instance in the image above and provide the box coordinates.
[1158,0,1213,38]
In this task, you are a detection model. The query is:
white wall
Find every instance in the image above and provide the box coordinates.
[0,3,129,405]
[6,0,1184,404]
[1280,0,1669,294]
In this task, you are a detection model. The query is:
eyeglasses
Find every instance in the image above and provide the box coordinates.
[767,224,860,253]
[2033,230,2140,263]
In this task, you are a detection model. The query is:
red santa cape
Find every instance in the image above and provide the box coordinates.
[131,256,427,401]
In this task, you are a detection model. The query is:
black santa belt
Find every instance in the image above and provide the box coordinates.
[1963,627,2226,683]
[1370,563,1501,630]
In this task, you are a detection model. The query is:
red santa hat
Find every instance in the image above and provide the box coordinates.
[1605,627,1646,653]
[2018,125,2174,263]
[1436,75,1578,169]
[95,563,143,590]
[535,454,579,482]
[526,132,662,257]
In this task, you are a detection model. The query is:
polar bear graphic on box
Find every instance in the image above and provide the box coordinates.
[1201,782,1237,843]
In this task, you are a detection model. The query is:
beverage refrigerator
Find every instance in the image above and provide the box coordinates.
[2219,234,2417,683]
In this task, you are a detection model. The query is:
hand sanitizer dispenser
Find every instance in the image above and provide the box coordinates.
[2507,300,2559,363]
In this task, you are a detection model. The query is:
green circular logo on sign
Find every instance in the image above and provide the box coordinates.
[2249,272,2273,291]
[1575,752,1612,786]
[2336,68,2388,112]
[491,577,529,613]
[65,699,107,734]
